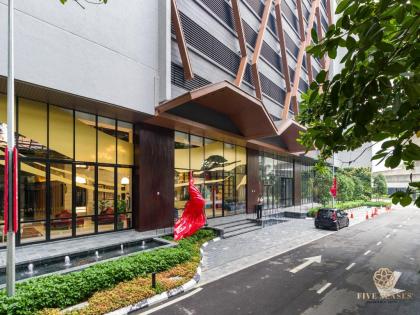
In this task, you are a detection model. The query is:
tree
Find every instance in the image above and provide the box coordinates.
[373,174,388,198]
[313,167,333,206]
[298,0,420,207]
[336,172,355,202]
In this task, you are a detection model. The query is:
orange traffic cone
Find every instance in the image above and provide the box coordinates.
[351,212,354,219]
[366,212,369,220]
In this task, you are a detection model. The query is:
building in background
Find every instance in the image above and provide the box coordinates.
[372,137,420,199]
[0,0,332,245]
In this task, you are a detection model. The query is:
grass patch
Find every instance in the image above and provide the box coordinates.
[1,229,215,315]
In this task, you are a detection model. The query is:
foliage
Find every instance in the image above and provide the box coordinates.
[1,229,215,315]
[314,167,372,205]
[307,200,391,217]
[299,0,420,207]
[373,174,388,197]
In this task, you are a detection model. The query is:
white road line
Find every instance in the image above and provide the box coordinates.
[376,241,382,246]
[386,234,391,238]
[140,288,203,314]
[364,250,371,256]
[393,229,397,233]
[317,283,332,294]
[398,225,403,228]
[346,263,356,270]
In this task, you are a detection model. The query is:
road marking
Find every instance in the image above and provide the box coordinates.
[364,250,371,256]
[376,241,382,246]
[346,263,356,270]
[398,225,403,228]
[317,283,332,294]
[386,234,391,238]
[289,256,322,273]
[140,288,203,314]
[393,229,397,233]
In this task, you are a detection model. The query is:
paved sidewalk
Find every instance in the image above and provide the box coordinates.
[200,206,388,284]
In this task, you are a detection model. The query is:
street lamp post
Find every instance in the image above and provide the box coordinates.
[6,0,16,297]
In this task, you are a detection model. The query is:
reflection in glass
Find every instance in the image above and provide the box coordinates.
[117,168,132,230]
[49,106,74,160]
[0,94,7,150]
[75,165,95,235]
[224,143,235,215]
[98,116,116,164]
[98,166,115,232]
[0,164,4,246]
[75,111,96,162]
[175,132,190,169]
[50,163,73,239]
[190,135,203,170]
[20,222,46,243]
[174,170,189,219]
[18,98,48,158]
[117,121,133,165]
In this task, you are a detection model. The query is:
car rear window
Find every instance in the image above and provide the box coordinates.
[318,209,334,218]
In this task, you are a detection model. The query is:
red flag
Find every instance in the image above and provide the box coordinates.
[3,146,19,235]
[3,148,8,236]
[330,177,337,198]
[13,147,18,233]
[174,171,206,241]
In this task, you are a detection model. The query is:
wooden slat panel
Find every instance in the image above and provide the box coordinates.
[232,0,248,86]
[282,0,320,119]
[251,0,273,100]
[171,0,194,80]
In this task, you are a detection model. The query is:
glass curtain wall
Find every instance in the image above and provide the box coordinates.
[0,94,134,245]
[300,161,314,205]
[259,152,294,209]
[174,131,247,219]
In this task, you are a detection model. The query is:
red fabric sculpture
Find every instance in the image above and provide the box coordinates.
[330,177,337,198]
[174,171,206,241]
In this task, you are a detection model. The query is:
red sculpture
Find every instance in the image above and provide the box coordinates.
[174,171,206,241]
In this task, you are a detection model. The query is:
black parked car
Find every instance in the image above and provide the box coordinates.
[315,208,349,231]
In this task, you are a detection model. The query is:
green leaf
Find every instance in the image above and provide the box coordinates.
[336,0,352,14]
[400,195,412,206]
[385,154,401,168]
[312,28,318,44]
[316,70,327,83]
[328,46,337,59]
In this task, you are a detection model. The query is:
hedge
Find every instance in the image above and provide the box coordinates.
[307,200,392,217]
[0,229,215,315]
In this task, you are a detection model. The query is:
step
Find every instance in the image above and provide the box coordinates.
[211,219,250,228]
[223,222,260,233]
[214,220,256,230]
[223,226,262,238]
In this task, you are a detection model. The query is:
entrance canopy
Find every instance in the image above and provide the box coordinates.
[156,81,277,139]
[275,119,307,153]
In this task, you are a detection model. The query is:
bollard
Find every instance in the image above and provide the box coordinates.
[152,272,156,288]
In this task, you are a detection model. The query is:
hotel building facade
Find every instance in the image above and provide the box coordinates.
[0,0,332,245]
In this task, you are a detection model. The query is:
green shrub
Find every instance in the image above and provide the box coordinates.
[306,200,392,217]
[0,229,215,315]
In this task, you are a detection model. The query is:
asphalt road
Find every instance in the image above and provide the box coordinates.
[141,206,420,315]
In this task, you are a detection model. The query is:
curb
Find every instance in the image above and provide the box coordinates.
[105,237,220,315]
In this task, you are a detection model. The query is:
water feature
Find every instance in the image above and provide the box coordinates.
[0,238,168,287]
[26,263,35,276]
[64,256,71,267]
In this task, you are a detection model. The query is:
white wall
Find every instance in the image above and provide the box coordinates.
[0,0,170,115]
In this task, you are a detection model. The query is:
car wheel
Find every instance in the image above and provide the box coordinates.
[335,222,340,231]
[315,224,319,229]
[346,219,350,227]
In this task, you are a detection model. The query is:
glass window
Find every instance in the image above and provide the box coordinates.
[224,143,235,215]
[49,105,74,160]
[175,132,190,169]
[190,135,203,171]
[0,163,4,246]
[18,98,48,158]
[236,146,247,174]
[98,116,116,164]
[19,161,47,243]
[174,169,189,219]
[75,111,96,162]
[75,164,95,236]
[0,94,7,152]
[117,167,132,230]
[117,121,133,165]
[98,166,115,232]
[50,163,73,239]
